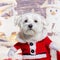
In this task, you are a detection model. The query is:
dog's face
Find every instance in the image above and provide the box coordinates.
[15,13,46,36]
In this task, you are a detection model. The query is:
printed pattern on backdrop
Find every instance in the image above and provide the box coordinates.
[0,0,60,60]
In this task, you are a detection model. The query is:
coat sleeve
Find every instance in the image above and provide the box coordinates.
[45,37,60,51]
[57,51,60,60]
[44,36,52,46]
[14,42,21,50]
[47,38,60,52]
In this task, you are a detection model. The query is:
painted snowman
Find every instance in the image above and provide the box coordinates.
[0,0,20,59]
[40,0,60,60]
[0,0,19,40]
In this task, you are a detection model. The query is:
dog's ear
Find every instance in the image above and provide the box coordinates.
[41,16,47,29]
[41,16,46,25]
[14,15,22,27]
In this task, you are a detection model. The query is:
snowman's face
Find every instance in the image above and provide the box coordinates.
[46,7,60,16]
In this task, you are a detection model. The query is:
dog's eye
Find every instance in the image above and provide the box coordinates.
[24,19,28,23]
[34,20,38,23]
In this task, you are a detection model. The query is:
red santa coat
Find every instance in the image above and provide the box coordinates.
[13,36,53,60]
[57,51,60,60]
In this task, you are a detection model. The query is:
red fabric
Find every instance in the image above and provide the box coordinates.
[14,42,30,55]
[14,36,52,60]
[57,51,60,60]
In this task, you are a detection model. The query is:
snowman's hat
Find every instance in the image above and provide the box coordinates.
[41,0,60,8]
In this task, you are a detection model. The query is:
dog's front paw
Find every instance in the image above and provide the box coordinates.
[8,49,15,57]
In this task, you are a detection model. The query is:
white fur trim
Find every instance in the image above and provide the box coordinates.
[23,54,46,59]
[50,42,60,51]
[28,42,36,55]
[50,49,57,60]
[10,47,17,52]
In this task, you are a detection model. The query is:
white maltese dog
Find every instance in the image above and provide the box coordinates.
[8,13,60,60]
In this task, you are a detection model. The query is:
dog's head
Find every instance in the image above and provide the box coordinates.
[15,13,46,36]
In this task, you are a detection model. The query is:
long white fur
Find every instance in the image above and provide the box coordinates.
[8,13,60,59]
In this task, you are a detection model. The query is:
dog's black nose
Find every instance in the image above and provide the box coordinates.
[28,24,33,29]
